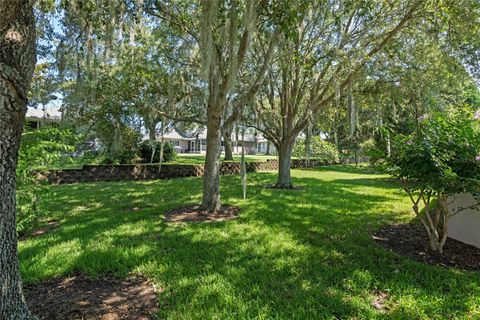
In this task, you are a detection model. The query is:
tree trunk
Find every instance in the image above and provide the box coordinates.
[0,1,36,319]
[149,122,157,163]
[158,116,167,173]
[148,122,156,141]
[386,131,392,157]
[223,129,233,161]
[200,105,222,212]
[274,140,295,188]
[240,128,247,199]
[305,124,312,161]
[266,141,271,155]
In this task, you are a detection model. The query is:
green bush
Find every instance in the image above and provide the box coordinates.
[387,107,480,253]
[360,138,385,165]
[17,125,77,234]
[98,125,141,164]
[139,140,177,163]
[293,137,339,162]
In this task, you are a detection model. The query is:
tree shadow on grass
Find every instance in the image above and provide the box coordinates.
[19,169,480,319]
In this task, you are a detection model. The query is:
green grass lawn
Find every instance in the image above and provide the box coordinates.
[174,153,276,164]
[19,166,480,319]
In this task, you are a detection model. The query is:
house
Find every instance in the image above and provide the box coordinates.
[256,138,276,155]
[25,106,61,130]
[145,128,277,155]
[447,193,480,249]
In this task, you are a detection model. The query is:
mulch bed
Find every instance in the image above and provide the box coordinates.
[373,223,480,271]
[25,274,159,320]
[163,205,240,222]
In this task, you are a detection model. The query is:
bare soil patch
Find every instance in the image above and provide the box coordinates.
[164,205,240,222]
[373,223,480,271]
[120,204,153,212]
[25,274,159,320]
[18,220,60,241]
[371,290,390,313]
[264,184,304,190]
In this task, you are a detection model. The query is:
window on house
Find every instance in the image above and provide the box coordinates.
[25,121,39,130]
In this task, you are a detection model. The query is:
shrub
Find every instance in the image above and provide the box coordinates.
[293,137,339,162]
[17,125,77,234]
[98,125,141,164]
[360,138,385,165]
[139,140,177,163]
[387,107,480,253]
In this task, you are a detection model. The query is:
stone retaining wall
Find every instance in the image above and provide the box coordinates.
[38,159,335,184]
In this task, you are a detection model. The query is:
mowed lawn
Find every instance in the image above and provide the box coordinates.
[19,166,480,319]
[174,153,276,164]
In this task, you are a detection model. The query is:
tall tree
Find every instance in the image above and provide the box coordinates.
[252,0,423,188]
[0,1,37,319]
[146,0,277,212]
[195,0,278,211]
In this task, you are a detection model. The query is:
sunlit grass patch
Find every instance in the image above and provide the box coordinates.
[19,166,480,319]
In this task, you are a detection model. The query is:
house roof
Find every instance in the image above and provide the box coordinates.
[143,128,207,141]
[26,106,62,120]
[144,126,288,143]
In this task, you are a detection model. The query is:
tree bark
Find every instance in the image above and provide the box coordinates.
[274,140,295,188]
[158,117,166,173]
[222,128,233,161]
[305,123,312,161]
[147,121,157,163]
[200,103,222,212]
[0,1,36,319]
[148,121,156,141]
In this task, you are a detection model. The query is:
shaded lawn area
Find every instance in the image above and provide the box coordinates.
[19,166,480,319]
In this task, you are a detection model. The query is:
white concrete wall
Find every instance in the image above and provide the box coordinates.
[448,193,480,249]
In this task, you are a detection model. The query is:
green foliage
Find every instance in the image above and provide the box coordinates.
[100,125,141,164]
[16,125,77,234]
[388,108,480,194]
[293,137,339,162]
[139,140,177,163]
[360,138,386,165]
[387,107,480,252]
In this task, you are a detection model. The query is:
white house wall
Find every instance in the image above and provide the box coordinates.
[447,193,480,249]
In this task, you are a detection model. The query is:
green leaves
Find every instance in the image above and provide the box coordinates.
[388,107,480,194]
[293,137,339,162]
[16,125,78,234]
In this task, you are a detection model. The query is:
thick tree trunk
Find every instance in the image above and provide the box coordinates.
[0,1,36,319]
[274,140,295,188]
[200,105,222,212]
[223,129,233,161]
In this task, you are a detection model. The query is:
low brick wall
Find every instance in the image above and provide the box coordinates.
[290,159,337,168]
[38,164,205,184]
[38,159,335,184]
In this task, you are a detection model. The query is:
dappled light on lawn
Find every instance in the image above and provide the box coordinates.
[19,167,480,319]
